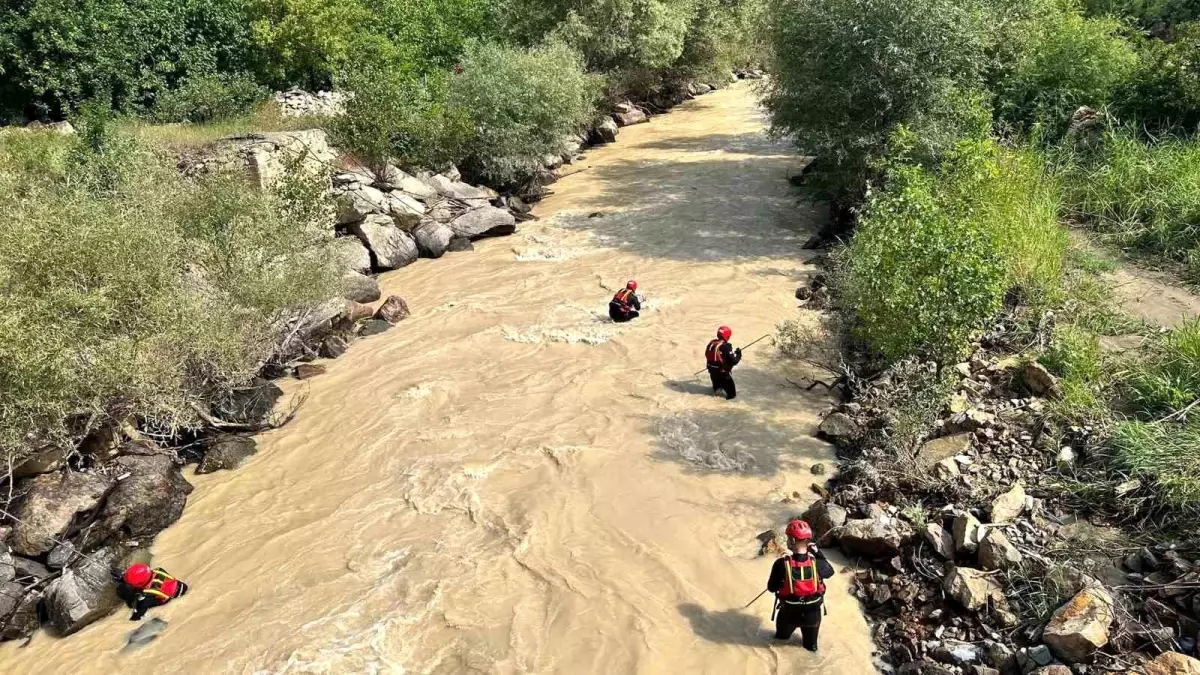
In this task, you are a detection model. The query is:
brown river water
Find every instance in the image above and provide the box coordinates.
[4,83,876,674]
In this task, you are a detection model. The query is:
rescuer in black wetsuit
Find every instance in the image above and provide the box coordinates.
[704,325,742,399]
[766,520,834,651]
[609,280,642,322]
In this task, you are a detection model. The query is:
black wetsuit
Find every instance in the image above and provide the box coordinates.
[766,550,834,650]
[609,290,642,323]
[705,341,742,399]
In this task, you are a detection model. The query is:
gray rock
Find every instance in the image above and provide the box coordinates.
[349,214,419,269]
[13,444,66,479]
[591,117,619,144]
[44,546,121,635]
[319,335,349,359]
[818,412,860,447]
[196,435,258,474]
[358,319,392,337]
[213,379,283,426]
[952,512,984,555]
[424,174,495,202]
[613,109,648,126]
[943,566,1006,612]
[838,518,908,557]
[920,433,973,467]
[413,220,453,258]
[87,455,192,546]
[801,501,848,544]
[13,556,50,580]
[386,191,425,229]
[335,185,390,224]
[924,522,955,560]
[374,295,410,324]
[11,471,113,556]
[0,545,11,584]
[978,529,1023,570]
[448,206,517,240]
[47,541,80,570]
[333,236,372,275]
[1022,361,1063,400]
[990,483,1026,523]
[1043,586,1113,663]
[1016,645,1054,673]
[380,166,439,201]
[0,583,41,640]
[447,236,474,252]
[341,272,382,304]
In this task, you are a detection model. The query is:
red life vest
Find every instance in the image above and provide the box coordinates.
[612,289,634,309]
[777,556,825,602]
[143,569,181,602]
[705,339,727,369]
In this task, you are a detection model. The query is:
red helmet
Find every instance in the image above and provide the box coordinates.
[785,520,813,541]
[717,325,732,341]
[123,563,153,588]
[626,280,638,291]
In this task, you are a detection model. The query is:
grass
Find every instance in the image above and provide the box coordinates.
[1113,420,1200,508]
[120,104,331,151]
[1128,317,1200,416]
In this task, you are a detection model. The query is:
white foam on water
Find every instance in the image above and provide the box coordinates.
[654,414,756,472]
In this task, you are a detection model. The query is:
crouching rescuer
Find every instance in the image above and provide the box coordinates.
[767,520,833,651]
[116,563,189,620]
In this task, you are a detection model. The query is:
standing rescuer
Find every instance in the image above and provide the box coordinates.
[116,563,189,620]
[705,325,742,399]
[766,519,833,651]
[609,280,642,322]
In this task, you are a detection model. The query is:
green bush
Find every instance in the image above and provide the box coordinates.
[450,40,600,184]
[994,1,1138,133]
[1084,0,1199,26]
[765,0,989,203]
[1061,128,1200,276]
[151,72,269,123]
[1129,318,1200,415]
[0,127,339,465]
[1113,24,1200,132]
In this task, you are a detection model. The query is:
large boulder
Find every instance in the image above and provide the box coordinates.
[43,546,121,635]
[10,471,113,557]
[374,295,411,324]
[386,191,425,229]
[413,220,453,258]
[801,501,848,544]
[13,444,66,479]
[196,435,258,474]
[838,517,908,557]
[1144,652,1200,675]
[0,583,41,640]
[341,272,382,304]
[447,236,474,253]
[978,529,1023,571]
[213,379,283,426]
[613,109,649,126]
[943,566,1006,612]
[989,483,1026,523]
[590,117,619,144]
[448,206,517,240]
[333,236,372,275]
[817,412,860,447]
[424,174,495,202]
[349,214,419,269]
[380,166,439,201]
[335,185,389,224]
[1042,586,1113,664]
[88,455,192,546]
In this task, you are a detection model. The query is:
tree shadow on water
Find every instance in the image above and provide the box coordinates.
[678,603,775,647]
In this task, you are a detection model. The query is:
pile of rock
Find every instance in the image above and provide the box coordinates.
[734,68,765,80]
[274,89,351,118]
[178,129,338,189]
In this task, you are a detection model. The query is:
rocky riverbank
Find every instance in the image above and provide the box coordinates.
[761,275,1200,674]
[0,79,725,644]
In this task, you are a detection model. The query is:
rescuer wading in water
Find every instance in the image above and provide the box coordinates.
[609,280,642,322]
[766,519,833,650]
[115,563,189,620]
[705,325,742,399]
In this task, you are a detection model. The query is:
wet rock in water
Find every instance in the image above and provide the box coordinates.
[319,334,349,359]
[801,501,848,543]
[358,319,392,337]
[448,206,516,240]
[951,512,984,555]
[447,236,474,252]
[943,566,1006,612]
[757,530,787,557]
[10,471,113,556]
[0,545,11,584]
[817,412,860,447]
[413,219,453,258]
[295,363,326,380]
[44,546,121,635]
[213,379,283,426]
[1042,586,1113,663]
[989,483,1026,523]
[374,295,410,324]
[613,108,648,126]
[1021,361,1062,400]
[590,116,619,144]
[47,541,80,570]
[89,455,192,546]
[811,463,826,475]
[1144,652,1200,674]
[342,300,376,324]
[838,517,907,557]
[0,584,41,640]
[924,522,956,560]
[349,214,419,269]
[333,235,372,275]
[123,617,169,652]
[978,529,1022,570]
[196,435,258,474]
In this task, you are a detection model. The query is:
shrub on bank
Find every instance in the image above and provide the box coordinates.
[0,124,339,466]
[1129,318,1200,416]
[150,72,270,124]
